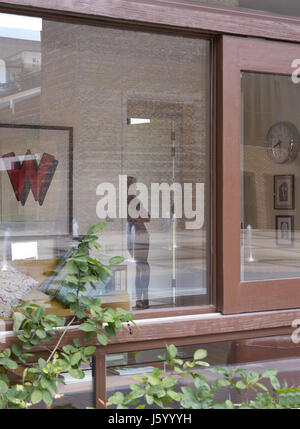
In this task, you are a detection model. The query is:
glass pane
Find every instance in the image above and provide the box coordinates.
[107,336,300,408]
[106,342,232,408]
[241,71,300,281]
[0,13,211,319]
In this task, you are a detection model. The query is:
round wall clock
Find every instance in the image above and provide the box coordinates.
[267,121,300,164]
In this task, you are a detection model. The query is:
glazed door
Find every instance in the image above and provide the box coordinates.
[221,36,300,313]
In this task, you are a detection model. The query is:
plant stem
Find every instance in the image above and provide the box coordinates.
[47,316,76,363]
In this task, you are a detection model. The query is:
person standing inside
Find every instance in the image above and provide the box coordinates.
[127,176,150,310]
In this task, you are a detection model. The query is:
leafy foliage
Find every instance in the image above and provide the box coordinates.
[108,344,300,410]
[0,222,135,409]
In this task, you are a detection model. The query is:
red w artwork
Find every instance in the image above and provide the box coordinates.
[2,150,58,206]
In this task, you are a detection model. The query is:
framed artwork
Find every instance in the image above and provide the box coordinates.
[276,215,294,246]
[0,124,73,238]
[274,175,295,210]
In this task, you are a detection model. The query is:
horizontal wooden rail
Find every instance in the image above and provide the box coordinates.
[0,308,298,352]
[1,0,300,42]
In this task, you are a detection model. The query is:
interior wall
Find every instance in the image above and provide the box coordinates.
[38,20,210,239]
[0,17,212,310]
[243,72,300,231]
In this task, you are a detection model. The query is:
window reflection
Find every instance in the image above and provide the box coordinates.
[241,72,300,281]
[0,13,211,318]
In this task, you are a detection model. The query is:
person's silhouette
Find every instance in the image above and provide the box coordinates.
[127,176,150,310]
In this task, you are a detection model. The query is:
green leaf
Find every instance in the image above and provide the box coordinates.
[79,322,95,333]
[97,333,109,346]
[213,402,229,409]
[0,380,8,394]
[65,274,78,284]
[45,314,65,326]
[236,381,247,390]
[66,260,78,274]
[84,346,96,356]
[73,338,82,348]
[262,369,278,379]
[31,389,43,404]
[66,293,77,303]
[42,390,53,407]
[108,391,124,405]
[36,329,47,339]
[13,312,26,331]
[109,256,124,266]
[213,378,230,389]
[12,344,21,357]
[40,378,51,389]
[246,370,259,384]
[79,296,92,306]
[193,349,207,361]
[270,376,280,390]
[147,375,161,386]
[255,382,268,392]
[166,344,178,359]
[105,324,116,338]
[38,358,47,369]
[162,376,177,389]
[70,352,82,367]
[62,344,77,354]
[145,394,154,405]
[0,396,7,409]
[102,266,113,277]
[69,368,85,379]
[87,222,107,235]
[195,361,210,367]
[2,348,11,358]
[167,390,182,402]
[0,358,18,370]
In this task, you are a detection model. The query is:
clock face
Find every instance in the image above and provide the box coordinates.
[267,122,300,164]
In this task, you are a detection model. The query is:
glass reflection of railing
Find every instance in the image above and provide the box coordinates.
[0,81,21,96]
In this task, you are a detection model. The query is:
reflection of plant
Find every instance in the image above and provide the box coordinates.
[109,344,300,409]
[10,71,20,81]
[0,222,135,409]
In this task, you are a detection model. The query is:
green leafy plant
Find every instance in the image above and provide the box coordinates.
[0,221,135,409]
[108,344,300,409]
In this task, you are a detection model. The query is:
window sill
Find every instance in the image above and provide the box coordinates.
[0,307,298,353]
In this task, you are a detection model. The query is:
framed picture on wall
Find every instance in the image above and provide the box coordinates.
[0,124,73,238]
[276,215,294,246]
[274,175,295,210]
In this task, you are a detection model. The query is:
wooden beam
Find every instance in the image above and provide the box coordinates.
[1,0,300,43]
[0,308,298,352]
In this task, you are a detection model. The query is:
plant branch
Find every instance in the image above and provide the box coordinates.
[47,316,76,363]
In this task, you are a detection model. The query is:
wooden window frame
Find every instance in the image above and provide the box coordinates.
[2,0,300,43]
[220,35,300,314]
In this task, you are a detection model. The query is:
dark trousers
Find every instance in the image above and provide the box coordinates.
[135,261,150,301]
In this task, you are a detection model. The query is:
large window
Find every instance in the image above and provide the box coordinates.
[0,13,212,319]
[221,36,300,314]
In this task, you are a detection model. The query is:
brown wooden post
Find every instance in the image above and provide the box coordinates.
[94,347,107,409]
